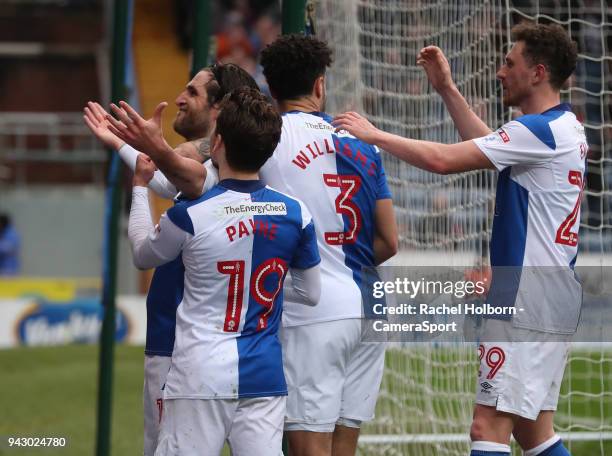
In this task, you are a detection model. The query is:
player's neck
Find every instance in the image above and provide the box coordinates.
[218,164,258,182]
[278,96,321,114]
[182,130,207,142]
[519,87,561,115]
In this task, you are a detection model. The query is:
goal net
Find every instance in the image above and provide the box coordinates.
[314,0,612,454]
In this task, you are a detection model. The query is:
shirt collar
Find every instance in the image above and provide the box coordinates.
[219,179,265,193]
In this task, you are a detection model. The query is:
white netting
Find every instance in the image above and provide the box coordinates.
[315,0,612,454]
[318,0,502,261]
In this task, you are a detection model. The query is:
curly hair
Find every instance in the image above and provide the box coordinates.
[215,87,282,172]
[512,22,577,90]
[260,34,333,101]
[203,62,260,106]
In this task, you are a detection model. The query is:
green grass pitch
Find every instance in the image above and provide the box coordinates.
[0,345,609,455]
[0,345,231,456]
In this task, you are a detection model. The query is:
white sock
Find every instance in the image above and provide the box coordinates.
[523,435,561,456]
[471,441,512,453]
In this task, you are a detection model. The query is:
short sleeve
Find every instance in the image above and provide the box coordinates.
[290,205,321,270]
[373,146,392,200]
[202,159,220,194]
[167,204,195,235]
[473,119,555,172]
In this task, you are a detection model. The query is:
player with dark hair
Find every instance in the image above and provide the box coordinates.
[111,33,398,456]
[510,22,577,91]
[260,34,332,102]
[259,34,398,456]
[85,62,260,197]
[334,22,583,456]
[127,87,321,455]
[110,34,398,456]
[84,63,259,456]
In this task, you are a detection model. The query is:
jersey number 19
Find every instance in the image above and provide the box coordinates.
[218,258,287,332]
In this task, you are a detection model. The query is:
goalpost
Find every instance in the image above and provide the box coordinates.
[314,1,612,454]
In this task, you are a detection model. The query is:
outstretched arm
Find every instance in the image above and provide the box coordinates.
[128,155,187,270]
[84,101,177,198]
[418,46,492,140]
[117,144,179,199]
[333,112,495,174]
[83,101,125,150]
[105,101,207,198]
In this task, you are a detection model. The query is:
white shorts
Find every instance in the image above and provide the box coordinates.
[281,318,386,432]
[154,396,286,456]
[144,355,172,456]
[475,319,570,420]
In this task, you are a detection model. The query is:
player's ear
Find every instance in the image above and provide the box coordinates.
[211,133,223,158]
[314,75,325,99]
[211,132,219,150]
[533,63,548,85]
[210,104,221,122]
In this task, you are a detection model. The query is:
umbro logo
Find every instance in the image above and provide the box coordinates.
[480,381,494,390]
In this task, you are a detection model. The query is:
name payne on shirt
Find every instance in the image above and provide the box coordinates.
[225,218,279,242]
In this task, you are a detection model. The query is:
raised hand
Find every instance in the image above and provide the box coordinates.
[105,101,173,160]
[417,46,454,93]
[133,154,157,187]
[332,111,382,145]
[83,101,125,150]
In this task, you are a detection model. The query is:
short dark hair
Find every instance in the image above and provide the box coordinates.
[260,34,332,101]
[512,22,577,90]
[215,87,282,172]
[204,63,260,106]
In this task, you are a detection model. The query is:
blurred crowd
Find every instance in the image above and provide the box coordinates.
[175,0,281,96]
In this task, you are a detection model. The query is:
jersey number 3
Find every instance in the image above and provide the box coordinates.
[323,174,362,245]
[218,258,287,332]
[555,170,583,247]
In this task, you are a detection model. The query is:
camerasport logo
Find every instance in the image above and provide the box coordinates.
[16,300,129,346]
[497,129,510,143]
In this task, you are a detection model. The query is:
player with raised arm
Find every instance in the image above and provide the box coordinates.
[109,34,399,456]
[259,35,398,456]
[333,23,584,456]
[128,87,321,456]
[84,63,258,197]
[83,63,258,456]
